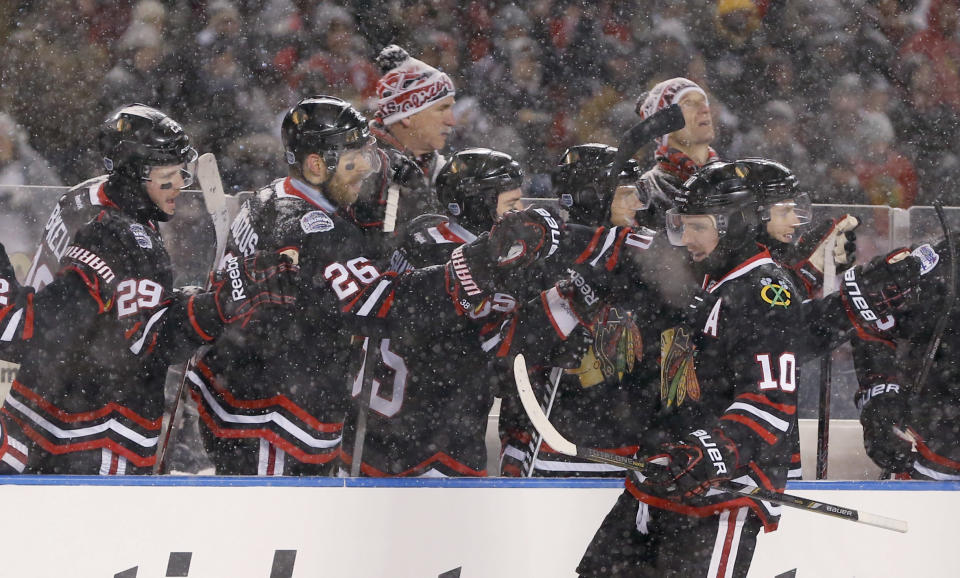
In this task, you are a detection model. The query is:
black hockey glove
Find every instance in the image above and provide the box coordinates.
[446,206,564,298]
[840,248,920,331]
[788,214,859,295]
[191,250,299,338]
[489,206,564,268]
[633,428,738,500]
[857,381,914,474]
[0,242,29,307]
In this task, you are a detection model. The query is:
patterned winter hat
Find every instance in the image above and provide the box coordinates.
[375,45,456,125]
[635,77,709,147]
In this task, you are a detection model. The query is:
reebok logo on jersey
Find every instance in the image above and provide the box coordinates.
[533,207,561,257]
[224,254,245,301]
[64,246,115,284]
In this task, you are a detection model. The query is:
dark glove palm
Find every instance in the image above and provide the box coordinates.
[858,384,914,473]
[634,429,738,500]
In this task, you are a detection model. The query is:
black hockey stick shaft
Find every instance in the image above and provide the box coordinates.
[912,201,956,395]
[513,354,908,533]
[607,104,685,194]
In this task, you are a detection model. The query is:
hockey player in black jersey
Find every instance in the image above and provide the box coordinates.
[501,143,662,477]
[190,98,563,476]
[847,237,958,480]
[344,148,527,477]
[0,104,297,475]
[578,161,806,577]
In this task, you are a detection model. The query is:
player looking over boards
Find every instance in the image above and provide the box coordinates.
[351,44,457,236]
[0,104,297,475]
[635,77,719,229]
[188,97,563,476]
[577,160,805,577]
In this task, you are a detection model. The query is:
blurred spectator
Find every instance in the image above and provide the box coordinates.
[898,57,960,204]
[0,113,62,188]
[729,100,814,194]
[900,0,960,113]
[853,110,919,210]
[295,5,378,104]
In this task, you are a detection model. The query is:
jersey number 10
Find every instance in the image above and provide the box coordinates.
[755,352,796,392]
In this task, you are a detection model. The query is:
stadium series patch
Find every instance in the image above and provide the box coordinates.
[129,223,152,249]
[912,243,939,276]
[300,211,335,234]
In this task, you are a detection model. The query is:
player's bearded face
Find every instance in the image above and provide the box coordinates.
[679,215,719,262]
[144,163,192,216]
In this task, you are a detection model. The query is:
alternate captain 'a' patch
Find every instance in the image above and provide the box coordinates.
[129,223,152,249]
[300,210,335,234]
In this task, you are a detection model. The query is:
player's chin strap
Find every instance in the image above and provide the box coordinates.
[912,201,956,396]
[512,353,909,534]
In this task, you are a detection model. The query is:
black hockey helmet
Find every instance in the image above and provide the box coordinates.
[666,160,760,252]
[99,103,196,181]
[436,148,523,232]
[553,143,643,226]
[98,103,197,221]
[281,95,377,177]
[735,158,811,229]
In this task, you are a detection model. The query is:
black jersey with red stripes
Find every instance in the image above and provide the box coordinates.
[192,177,472,475]
[851,240,960,480]
[498,229,691,478]
[624,244,803,532]
[24,176,114,291]
[0,179,217,473]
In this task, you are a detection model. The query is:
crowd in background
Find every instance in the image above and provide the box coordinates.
[1,0,959,207]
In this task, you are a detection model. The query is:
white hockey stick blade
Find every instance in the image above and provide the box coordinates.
[513,354,909,533]
[196,153,230,274]
[514,354,578,457]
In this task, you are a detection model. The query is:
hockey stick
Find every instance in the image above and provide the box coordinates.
[156,153,230,473]
[912,201,956,395]
[606,104,685,199]
[816,235,838,479]
[513,354,908,533]
[524,366,564,477]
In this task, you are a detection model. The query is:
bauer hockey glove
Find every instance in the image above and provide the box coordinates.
[787,214,859,295]
[191,250,299,338]
[857,381,914,474]
[634,428,738,500]
[447,206,564,298]
[840,248,920,331]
